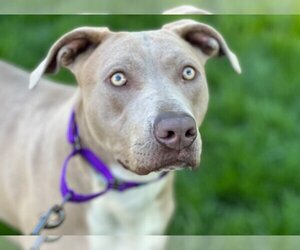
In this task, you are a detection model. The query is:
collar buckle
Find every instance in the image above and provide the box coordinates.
[111,179,121,190]
[73,135,81,150]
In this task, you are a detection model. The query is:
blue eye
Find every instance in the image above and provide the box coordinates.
[182,66,196,80]
[110,72,127,86]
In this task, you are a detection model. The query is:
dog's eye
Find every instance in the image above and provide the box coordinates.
[182,66,196,81]
[110,72,127,86]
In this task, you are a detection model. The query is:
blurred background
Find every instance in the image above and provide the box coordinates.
[0,15,299,241]
[0,0,300,13]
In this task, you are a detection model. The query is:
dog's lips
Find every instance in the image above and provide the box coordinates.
[153,159,196,172]
[117,158,197,175]
[117,159,131,171]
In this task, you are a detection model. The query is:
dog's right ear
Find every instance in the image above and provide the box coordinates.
[29,27,111,89]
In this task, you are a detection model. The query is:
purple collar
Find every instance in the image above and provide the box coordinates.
[60,111,168,203]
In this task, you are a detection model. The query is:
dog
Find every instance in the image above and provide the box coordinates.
[0,18,241,249]
[163,5,212,14]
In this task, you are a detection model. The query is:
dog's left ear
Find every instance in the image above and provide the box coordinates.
[163,19,241,74]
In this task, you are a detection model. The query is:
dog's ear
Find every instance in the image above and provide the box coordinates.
[163,5,211,14]
[29,27,111,89]
[163,19,241,74]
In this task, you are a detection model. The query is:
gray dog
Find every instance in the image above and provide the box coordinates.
[0,18,240,250]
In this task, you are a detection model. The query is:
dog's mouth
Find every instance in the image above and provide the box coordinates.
[117,159,131,171]
[117,158,197,175]
[116,140,200,175]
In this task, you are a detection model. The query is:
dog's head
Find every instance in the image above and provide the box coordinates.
[30,19,241,175]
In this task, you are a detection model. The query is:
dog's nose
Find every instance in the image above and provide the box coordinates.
[154,112,197,151]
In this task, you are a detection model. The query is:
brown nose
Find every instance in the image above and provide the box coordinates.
[154,112,197,151]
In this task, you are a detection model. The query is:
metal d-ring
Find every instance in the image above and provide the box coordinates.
[44,205,66,229]
[30,193,72,249]
[31,192,72,235]
[31,205,65,235]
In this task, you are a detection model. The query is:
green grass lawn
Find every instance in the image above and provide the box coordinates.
[1,0,300,13]
[0,15,299,236]
[0,237,20,250]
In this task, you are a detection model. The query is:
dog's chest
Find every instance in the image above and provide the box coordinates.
[87,169,169,235]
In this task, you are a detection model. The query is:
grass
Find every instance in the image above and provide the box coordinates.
[0,15,299,236]
[1,0,300,13]
[0,237,20,250]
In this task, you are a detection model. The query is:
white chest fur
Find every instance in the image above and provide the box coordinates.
[87,166,173,250]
